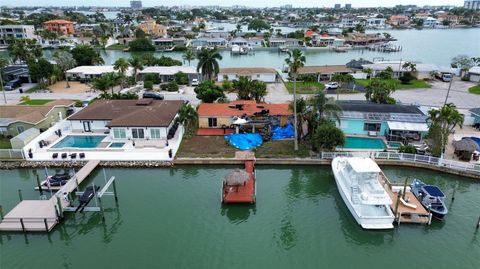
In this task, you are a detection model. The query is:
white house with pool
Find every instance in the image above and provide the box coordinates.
[23,99,185,161]
[335,101,429,151]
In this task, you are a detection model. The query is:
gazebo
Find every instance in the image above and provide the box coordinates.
[452,138,479,161]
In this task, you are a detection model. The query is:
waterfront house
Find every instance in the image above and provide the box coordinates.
[268,38,301,47]
[341,15,360,28]
[0,99,75,137]
[202,30,230,39]
[246,37,264,47]
[0,25,37,47]
[1,64,34,84]
[310,34,345,47]
[138,20,167,37]
[66,66,133,82]
[230,37,248,46]
[67,99,183,141]
[343,33,387,46]
[152,37,186,48]
[468,66,480,83]
[470,108,480,126]
[365,17,387,29]
[43,19,74,35]
[138,66,200,84]
[218,68,277,83]
[336,100,429,142]
[298,65,352,81]
[191,38,227,48]
[362,61,439,79]
[388,15,409,26]
[197,100,291,135]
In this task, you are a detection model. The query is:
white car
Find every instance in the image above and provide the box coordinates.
[325,82,339,90]
[191,78,199,86]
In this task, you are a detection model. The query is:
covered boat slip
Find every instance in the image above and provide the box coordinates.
[0,160,100,232]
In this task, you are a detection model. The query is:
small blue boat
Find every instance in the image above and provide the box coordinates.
[411,179,448,220]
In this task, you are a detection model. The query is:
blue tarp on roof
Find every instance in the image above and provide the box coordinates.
[271,124,295,140]
[224,133,263,150]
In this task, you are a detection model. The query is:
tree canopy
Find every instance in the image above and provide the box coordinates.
[365,79,396,104]
[194,80,225,103]
[233,76,267,103]
[71,45,104,65]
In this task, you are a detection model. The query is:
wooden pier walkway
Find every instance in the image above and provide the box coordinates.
[0,160,100,232]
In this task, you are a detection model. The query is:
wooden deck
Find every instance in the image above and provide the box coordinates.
[0,160,100,232]
[223,154,256,204]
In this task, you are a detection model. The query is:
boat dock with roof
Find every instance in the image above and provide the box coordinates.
[221,152,256,204]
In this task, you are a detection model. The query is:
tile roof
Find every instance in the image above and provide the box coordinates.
[44,19,73,24]
[68,99,183,127]
[0,99,75,126]
[198,101,291,117]
[219,67,277,75]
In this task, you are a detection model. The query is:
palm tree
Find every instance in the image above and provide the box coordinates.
[289,98,308,139]
[196,48,222,81]
[53,51,77,88]
[428,103,464,156]
[310,90,342,124]
[183,48,195,66]
[91,74,114,94]
[178,104,198,134]
[128,57,144,83]
[114,58,129,88]
[285,48,306,151]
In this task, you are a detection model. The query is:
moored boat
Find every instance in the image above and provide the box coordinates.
[331,157,395,229]
[410,179,448,220]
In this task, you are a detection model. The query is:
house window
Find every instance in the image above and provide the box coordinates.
[150,128,161,139]
[113,128,126,139]
[16,125,25,133]
[364,123,381,132]
[208,118,217,127]
[132,128,145,139]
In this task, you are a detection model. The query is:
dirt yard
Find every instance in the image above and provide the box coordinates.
[49,81,94,93]
[177,136,236,158]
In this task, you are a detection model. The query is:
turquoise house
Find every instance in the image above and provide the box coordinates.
[336,101,429,142]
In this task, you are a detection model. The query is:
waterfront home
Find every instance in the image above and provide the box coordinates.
[152,37,187,48]
[230,37,248,46]
[437,13,460,25]
[343,33,388,46]
[138,66,200,84]
[309,34,345,47]
[196,100,291,135]
[467,66,480,82]
[423,17,441,28]
[268,38,302,47]
[43,19,74,36]
[246,37,264,47]
[464,0,480,10]
[388,15,409,26]
[298,65,352,81]
[202,30,230,39]
[0,99,75,137]
[0,25,37,47]
[362,61,439,79]
[138,20,167,37]
[66,66,133,82]
[218,68,277,83]
[1,64,34,84]
[340,15,360,28]
[470,108,480,126]
[191,38,227,48]
[365,17,388,29]
[336,100,429,143]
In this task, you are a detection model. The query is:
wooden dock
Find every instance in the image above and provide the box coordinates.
[378,172,431,225]
[0,160,100,232]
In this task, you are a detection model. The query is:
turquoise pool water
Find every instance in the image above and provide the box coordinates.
[387,142,402,149]
[109,142,125,148]
[53,135,106,148]
[341,137,386,149]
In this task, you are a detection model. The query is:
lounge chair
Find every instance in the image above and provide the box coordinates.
[52,153,58,159]
[70,153,77,159]
[61,153,67,159]
[79,153,85,159]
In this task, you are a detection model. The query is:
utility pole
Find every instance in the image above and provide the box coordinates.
[443,73,454,105]
[0,69,5,104]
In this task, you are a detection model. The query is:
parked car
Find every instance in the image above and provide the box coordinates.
[191,78,199,86]
[325,82,339,90]
[4,79,22,91]
[143,92,164,100]
[435,73,452,82]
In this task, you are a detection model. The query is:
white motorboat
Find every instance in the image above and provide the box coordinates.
[331,157,395,229]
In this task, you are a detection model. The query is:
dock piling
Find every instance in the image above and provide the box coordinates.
[451,188,456,202]
[44,218,48,232]
[0,205,3,220]
[427,206,432,225]
[18,189,23,202]
[112,180,118,202]
[20,218,25,233]
[56,195,63,219]
[476,215,480,229]
[394,191,401,222]
[402,178,408,200]
[36,174,43,195]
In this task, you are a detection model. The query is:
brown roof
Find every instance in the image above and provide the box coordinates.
[198,100,291,117]
[298,65,352,75]
[0,99,74,125]
[219,67,277,75]
[68,99,183,127]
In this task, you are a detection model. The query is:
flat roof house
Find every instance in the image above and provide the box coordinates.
[362,61,439,80]
[218,68,278,83]
[66,65,134,81]
[468,66,480,83]
[298,65,352,81]
[337,101,429,143]
[0,25,37,47]
[269,38,302,47]
[197,100,292,135]
[138,66,200,84]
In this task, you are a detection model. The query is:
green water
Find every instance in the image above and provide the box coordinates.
[1,166,479,269]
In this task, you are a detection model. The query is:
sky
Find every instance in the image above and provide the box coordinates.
[0,0,466,8]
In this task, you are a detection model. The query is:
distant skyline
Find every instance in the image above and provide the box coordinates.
[0,0,466,8]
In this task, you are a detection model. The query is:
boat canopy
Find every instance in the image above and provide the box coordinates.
[346,157,381,173]
[387,121,429,132]
[423,185,445,197]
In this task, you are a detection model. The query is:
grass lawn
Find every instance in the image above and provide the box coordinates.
[177,135,236,158]
[19,99,53,105]
[106,44,128,50]
[285,81,325,94]
[355,79,431,89]
[0,137,12,149]
[468,85,480,94]
[255,140,310,158]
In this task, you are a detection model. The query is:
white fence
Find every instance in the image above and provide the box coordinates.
[0,149,25,159]
[321,152,480,175]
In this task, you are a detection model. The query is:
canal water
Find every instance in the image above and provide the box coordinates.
[1,166,479,269]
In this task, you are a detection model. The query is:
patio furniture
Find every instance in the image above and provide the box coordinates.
[70,153,77,159]
[52,153,58,159]
[61,153,67,159]
[79,153,85,159]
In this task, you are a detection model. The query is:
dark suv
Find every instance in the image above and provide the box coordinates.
[142,92,164,100]
[4,79,22,91]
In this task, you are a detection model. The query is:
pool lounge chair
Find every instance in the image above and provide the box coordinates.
[79,153,85,159]
[61,153,67,159]
[52,153,58,159]
[70,153,77,159]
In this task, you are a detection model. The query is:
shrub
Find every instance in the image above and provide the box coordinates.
[74,100,83,107]
[194,81,225,103]
[297,73,317,82]
[399,72,415,84]
[160,83,168,91]
[144,73,160,84]
[173,45,187,51]
[222,79,233,91]
[174,72,189,85]
[167,81,179,92]
[399,145,417,154]
[144,80,153,90]
[311,122,346,151]
[461,75,470,81]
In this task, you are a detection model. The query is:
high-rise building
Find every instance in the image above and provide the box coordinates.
[464,0,480,10]
[345,4,352,9]
[130,1,143,9]
[333,4,340,9]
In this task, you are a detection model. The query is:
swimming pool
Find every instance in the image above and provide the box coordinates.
[340,136,386,150]
[387,142,402,149]
[52,135,106,148]
[466,137,480,148]
[109,142,125,148]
